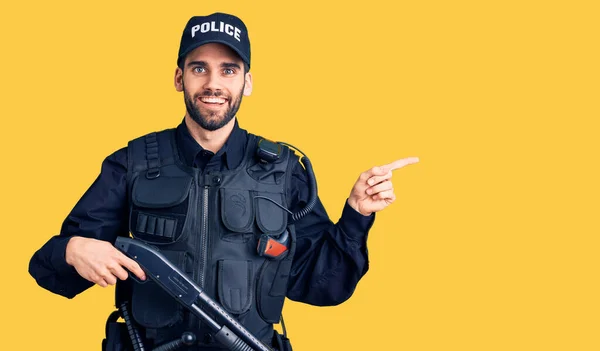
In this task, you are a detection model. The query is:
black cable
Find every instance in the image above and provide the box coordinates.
[253,196,294,215]
[278,142,319,222]
[119,301,145,351]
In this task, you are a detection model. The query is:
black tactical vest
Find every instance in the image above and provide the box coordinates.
[121,128,298,349]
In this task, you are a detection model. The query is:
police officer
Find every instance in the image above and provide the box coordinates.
[29,12,418,351]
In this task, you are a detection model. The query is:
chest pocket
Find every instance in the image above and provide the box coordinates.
[130,175,193,244]
[219,188,288,243]
[217,188,292,321]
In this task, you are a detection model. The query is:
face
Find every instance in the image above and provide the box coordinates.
[175,43,253,131]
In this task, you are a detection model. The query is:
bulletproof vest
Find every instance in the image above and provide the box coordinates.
[121,128,297,348]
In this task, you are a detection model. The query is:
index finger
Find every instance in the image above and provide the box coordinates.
[117,252,146,281]
[385,157,420,171]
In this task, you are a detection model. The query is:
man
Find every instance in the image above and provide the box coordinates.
[29,12,418,351]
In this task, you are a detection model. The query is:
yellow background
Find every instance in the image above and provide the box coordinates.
[1,1,598,350]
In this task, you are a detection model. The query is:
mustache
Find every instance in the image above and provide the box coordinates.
[196,90,229,99]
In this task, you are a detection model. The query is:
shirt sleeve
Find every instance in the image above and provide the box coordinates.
[286,160,375,306]
[28,147,130,298]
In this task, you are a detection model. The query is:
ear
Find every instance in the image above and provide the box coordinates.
[243,72,253,96]
[174,67,183,92]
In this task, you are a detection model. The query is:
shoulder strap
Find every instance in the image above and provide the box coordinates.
[144,132,161,179]
[127,129,177,180]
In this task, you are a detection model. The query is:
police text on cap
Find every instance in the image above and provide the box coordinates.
[191,21,242,42]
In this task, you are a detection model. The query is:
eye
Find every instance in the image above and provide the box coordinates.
[223,68,235,75]
[193,66,206,73]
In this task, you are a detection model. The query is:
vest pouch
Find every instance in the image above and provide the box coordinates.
[103,310,129,351]
[254,191,291,323]
[130,175,192,244]
[254,191,287,236]
[272,330,293,351]
[217,259,253,315]
[219,188,255,242]
[256,259,292,324]
[131,250,188,329]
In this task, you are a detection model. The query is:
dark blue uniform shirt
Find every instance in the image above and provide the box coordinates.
[29,119,374,306]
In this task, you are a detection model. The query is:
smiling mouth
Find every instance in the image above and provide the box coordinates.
[199,96,228,105]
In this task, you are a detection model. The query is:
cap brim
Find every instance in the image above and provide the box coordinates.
[178,39,250,68]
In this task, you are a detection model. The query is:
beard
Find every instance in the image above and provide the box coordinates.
[183,82,244,131]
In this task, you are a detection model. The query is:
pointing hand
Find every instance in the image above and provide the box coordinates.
[347,157,419,216]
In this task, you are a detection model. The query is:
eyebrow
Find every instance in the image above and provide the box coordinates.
[186,60,207,68]
[221,62,241,70]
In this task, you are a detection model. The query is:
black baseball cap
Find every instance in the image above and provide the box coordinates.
[177,13,251,69]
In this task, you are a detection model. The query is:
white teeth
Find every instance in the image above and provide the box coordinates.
[200,97,226,104]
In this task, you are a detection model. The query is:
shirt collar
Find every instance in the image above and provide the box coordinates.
[175,118,247,170]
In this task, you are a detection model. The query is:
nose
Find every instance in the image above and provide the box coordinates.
[202,70,224,92]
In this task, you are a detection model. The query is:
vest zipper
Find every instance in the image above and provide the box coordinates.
[195,184,210,337]
[199,184,209,289]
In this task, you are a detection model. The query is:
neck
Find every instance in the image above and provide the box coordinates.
[184,115,236,153]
